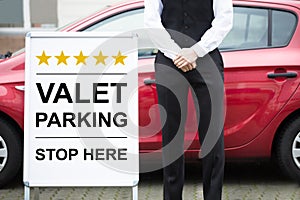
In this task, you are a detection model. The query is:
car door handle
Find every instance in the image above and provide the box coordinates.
[267,72,297,79]
[144,79,156,85]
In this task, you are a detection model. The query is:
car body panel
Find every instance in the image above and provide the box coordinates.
[223,48,300,148]
[225,84,300,158]
[0,83,24,129]
[0,53,25,84]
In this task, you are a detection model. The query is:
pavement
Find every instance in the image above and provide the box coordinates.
[0,162,299,200]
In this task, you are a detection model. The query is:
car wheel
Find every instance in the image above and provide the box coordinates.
[0,118,22,188]
[275,116,300,183]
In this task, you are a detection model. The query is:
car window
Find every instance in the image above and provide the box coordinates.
[220,7,268,50]
[220,7,297,51]
[272,10,297,46]
[84,9,156,58]
[84,9,143,32]
[82,6,297,54]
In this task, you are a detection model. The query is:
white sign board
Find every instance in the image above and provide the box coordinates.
[24,32,139,187]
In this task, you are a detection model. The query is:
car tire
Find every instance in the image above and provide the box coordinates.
[274,116,300,183]
[0,118,23,188]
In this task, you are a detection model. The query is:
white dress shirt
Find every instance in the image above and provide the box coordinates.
[144,0,233,60]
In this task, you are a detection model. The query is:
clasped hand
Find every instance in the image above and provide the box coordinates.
[173,48,198,72]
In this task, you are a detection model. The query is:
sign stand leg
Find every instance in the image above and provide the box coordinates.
[132,185,138,200]
[24,185,30,200]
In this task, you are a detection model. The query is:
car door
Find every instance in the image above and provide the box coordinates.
[80,7,215,152]
[80,8,163,150]
[220,5,300,148]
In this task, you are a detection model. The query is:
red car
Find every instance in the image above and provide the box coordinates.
[0,0,300,186]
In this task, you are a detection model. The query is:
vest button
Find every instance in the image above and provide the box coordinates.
[184,25,189,29]
[184,12,188,17]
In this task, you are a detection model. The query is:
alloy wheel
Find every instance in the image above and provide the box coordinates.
[0,136,8,172]
[292,131,300,169]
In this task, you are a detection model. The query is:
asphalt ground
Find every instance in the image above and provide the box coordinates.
[0,161,299,200]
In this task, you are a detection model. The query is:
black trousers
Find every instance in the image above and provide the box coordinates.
[154,50,225,200]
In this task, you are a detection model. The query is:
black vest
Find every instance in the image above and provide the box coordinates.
[161,0,214,48]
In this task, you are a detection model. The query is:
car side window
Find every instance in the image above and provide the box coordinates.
[83,9,157,58]
[220,7,297,51]
[220,7,268,50]
[84,9,144,32]
[272,10,297,46]
[82,6,297,53]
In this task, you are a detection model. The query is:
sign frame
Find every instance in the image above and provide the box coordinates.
[24,32,139,200]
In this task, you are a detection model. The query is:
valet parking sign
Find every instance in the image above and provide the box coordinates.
[24,32,139,187]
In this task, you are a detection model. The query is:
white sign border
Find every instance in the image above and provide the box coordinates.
[23,32,139,198]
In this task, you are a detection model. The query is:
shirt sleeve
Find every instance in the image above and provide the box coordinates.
[191,0,233,57]
[144,0,181,60]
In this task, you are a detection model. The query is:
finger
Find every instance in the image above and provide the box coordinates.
[179,60,194,69]
[174,58,186,67]
[183,65,190,72]
[173,55,180,63]
[173,55,182,63]
[192,62,197,69]
[176,60,188,68]
[187,63,193,70]
[180,67,187,72]
[177,61,189,69]
[180,65,188,72]
[174,56,186,66]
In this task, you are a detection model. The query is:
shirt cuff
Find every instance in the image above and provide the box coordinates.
[191,43,208,58]
[163,51,177,60]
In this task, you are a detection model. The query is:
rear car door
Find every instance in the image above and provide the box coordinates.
[220,4,300,148]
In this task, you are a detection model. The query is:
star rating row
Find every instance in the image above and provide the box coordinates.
[36,50,127,66]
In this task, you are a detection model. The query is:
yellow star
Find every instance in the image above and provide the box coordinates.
[74,50,89,65]
[112,51,127,65]
[93,51,108,65]
[55,51,70,65]
[36,51,51,65]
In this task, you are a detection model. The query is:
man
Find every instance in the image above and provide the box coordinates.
[144,0,233,200]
